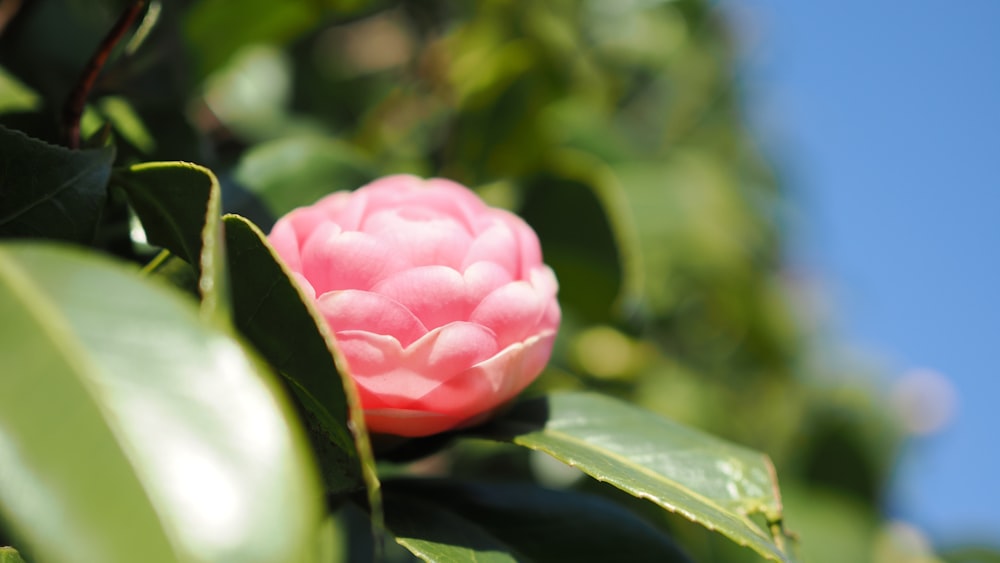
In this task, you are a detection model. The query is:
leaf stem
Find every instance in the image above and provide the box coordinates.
[61,0,148,149]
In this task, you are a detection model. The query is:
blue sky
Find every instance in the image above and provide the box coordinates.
[734,0,1000,545]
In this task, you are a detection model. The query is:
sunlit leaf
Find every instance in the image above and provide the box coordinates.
[0,547,26,563]
[479,392,796,562]
[0,125,114,243]
[97,96,156,154]
[385,479,692,563]
[0,242,322,563]
[0,67,40,114]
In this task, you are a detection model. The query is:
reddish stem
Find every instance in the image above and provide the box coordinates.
[62,0,147,149]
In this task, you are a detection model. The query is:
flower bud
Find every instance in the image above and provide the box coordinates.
[269,175,560,437]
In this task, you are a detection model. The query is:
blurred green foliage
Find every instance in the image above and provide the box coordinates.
[1,0,976,560]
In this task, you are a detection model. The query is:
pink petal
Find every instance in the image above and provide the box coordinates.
[290,272,315,301]
[516,331,558,391]
[298,222,341,294]
[363,409,468,437]
[332,330,402,378]
[469,281,546,348]
[425,178,490,213]
[529,265,559,299]
[283,205,331,246]
[462,221,519,275]
[372,265,471,330]
[403,321,498,383]
[313,191,351,218]
[362,208,473,270]
[412,331,556,425]
[463,261,514,303]
[529,266,561,332]
[317,290,428,347]
[538,299,561,333]
[496,209,543,278]
[339,323,498,412]
[319,190,368,231]
[359,175,485,234]
[267,219,302,273]
[334,331,430,410]
[300,227,408,293]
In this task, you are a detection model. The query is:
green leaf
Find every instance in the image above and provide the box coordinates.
[198,45,300,142]
[115,161,226,319]
[223,214,379,505]
[0,125,115,243]
[0,66,40,114]
[0,547,26,563]
[97,96,156,154]
[479,392,796,562]
[234,135,375,216]
[384,479,692,563]
[0,242,323,563]
[184,0,373,79]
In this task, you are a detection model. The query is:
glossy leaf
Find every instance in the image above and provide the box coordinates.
[384,479,692,563]
[115,161,226,318]
[0,125,114,243]
[479,392,796,562]
[223,214,378,503]
[0,242,323,563]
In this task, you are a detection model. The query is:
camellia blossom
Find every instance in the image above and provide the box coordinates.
[268,175,561,437]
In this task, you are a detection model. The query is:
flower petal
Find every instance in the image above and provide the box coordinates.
[319,189,368,231]
[339,323,498,413]
[403,321,498,382]
[298,222,341,295]
[362,208,473,270]
[463,261,514,303]
[372,265,470,330]
[317,290,428,347]
[408,331,557,428]
[301,227,409,293]
[462,220,519,275]
[333,331,419,410]
[290,272,316,301]
[529,265,559,299]
[333,330,402,378]
[496,209,543,278]
[469,281,547,348]
[363,409,469,437]
[283,205,331,246]
[268,218,302,273]
[359,175,486,234]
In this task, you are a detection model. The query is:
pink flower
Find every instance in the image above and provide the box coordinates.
[268,175,560,437]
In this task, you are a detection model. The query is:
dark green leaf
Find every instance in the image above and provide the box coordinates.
[0,242,323,563]
[115,161,226,318]
[479,392,796,562]
[0,125,114,243]
[223,214,378,504]
[384,479,692,563]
